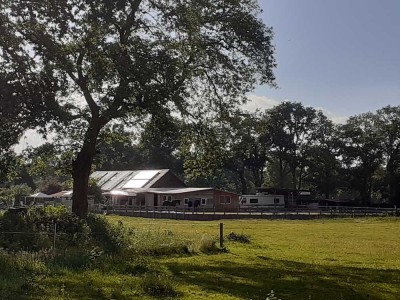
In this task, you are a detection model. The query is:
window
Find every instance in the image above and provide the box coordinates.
[201,198,207,205]
[274,198,280,204]
[250,198,258,204]
[225,196,231,204]
[241,197,247,204]
[167,195,172,201]
[162,195,167,201]
[219,195,225,204]
[184,198,189,205]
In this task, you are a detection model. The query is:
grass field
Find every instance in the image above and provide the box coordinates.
[107,216,400,300]
[1,216,400,299]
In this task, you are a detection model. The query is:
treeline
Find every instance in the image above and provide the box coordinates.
[2,102,400,206]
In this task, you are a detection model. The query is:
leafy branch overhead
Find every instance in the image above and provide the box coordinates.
[0,0,276,217]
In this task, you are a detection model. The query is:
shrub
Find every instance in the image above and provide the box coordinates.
[0,206,90,251]
[86,214,133,254]
[140,272,178,297]
[226,232,251,243]
[193,236,219,253]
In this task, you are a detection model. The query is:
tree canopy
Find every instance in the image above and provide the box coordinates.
[0,0,276,217]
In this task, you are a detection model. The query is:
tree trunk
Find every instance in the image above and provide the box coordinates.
[72,119,103,218]
[279,157,284,187]
[239,170,247,195]
[387,158,400,205]
[292,167,297,190]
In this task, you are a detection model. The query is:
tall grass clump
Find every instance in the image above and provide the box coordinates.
[140,272,179,297]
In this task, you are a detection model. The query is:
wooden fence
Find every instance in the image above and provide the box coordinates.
[89,204,399,221]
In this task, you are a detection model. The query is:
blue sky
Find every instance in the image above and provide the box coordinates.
[248,0,400,119]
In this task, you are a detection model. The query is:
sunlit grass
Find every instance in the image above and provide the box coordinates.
[1,216,400,299]
[109,216,400,299]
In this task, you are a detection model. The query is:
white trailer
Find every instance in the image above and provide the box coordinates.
[240,194,285,206]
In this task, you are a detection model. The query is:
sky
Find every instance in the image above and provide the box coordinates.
[15,0,400,151]
[246,0,400,121]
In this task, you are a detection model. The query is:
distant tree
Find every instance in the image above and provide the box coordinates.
[139,114,184,174]
[374,106,400,205]
[304,124,341,199]
[0,184,32,207]
[1,0,276,217]
[38,180,63,195]
[264,102,331,190]
[182,110,269,194]
[338,113,383,205]
[95,124,143,171]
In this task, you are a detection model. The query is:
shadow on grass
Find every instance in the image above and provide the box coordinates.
[166,257,400,300]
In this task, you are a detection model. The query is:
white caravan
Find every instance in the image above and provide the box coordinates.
[240,194,285,206]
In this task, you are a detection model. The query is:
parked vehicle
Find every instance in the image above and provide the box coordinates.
[239,194,285,206]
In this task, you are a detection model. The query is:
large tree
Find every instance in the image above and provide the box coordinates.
[0,0,276,217]
[338,113,383,205]
[265,102,331,190]
[375,106,400,205]
[181,109,268,194]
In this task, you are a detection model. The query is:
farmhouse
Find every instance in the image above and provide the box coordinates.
[90,169,239,211]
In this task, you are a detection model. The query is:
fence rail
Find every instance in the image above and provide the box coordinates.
[89,204,399,220]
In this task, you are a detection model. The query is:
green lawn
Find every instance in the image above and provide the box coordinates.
[2,217,400,299]
[108,217,400,300]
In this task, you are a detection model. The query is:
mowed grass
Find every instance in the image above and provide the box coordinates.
[108,216,400,300]
[2,216,399,299]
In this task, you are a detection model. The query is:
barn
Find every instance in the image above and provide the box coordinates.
[90,169,239,212]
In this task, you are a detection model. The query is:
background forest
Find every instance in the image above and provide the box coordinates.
[2,101,400,207]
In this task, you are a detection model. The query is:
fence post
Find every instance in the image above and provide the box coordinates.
[219,223,224,248]
[53,222,57,250]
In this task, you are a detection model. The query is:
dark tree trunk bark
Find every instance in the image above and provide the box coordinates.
[239,170,247,195]
[292,167,297,190]
[324,168,331,199]
[279,157,284,187]
[72,118,103,218]
[387,158,400,205]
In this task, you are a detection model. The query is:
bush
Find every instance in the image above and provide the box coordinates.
[0,207,134,258]
[226,232,251,243]
[140,272,178,297]
[86,215,133,254]
[198,236,220,253]
[0,206,90,251]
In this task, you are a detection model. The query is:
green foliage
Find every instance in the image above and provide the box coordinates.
[86,215,132,254]
[0,0,276,217]
[140,272,179,298]
[0,184,32,207]
[0,206,88,251]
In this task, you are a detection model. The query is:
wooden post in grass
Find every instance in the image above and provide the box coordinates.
[53,222,57,250]
[220,223,224,248]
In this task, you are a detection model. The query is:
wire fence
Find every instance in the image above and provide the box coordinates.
[89,204,399,220]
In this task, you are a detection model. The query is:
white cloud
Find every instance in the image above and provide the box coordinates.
[318,109,348,124]
[242,94,281,112]
[243,94,348,124]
